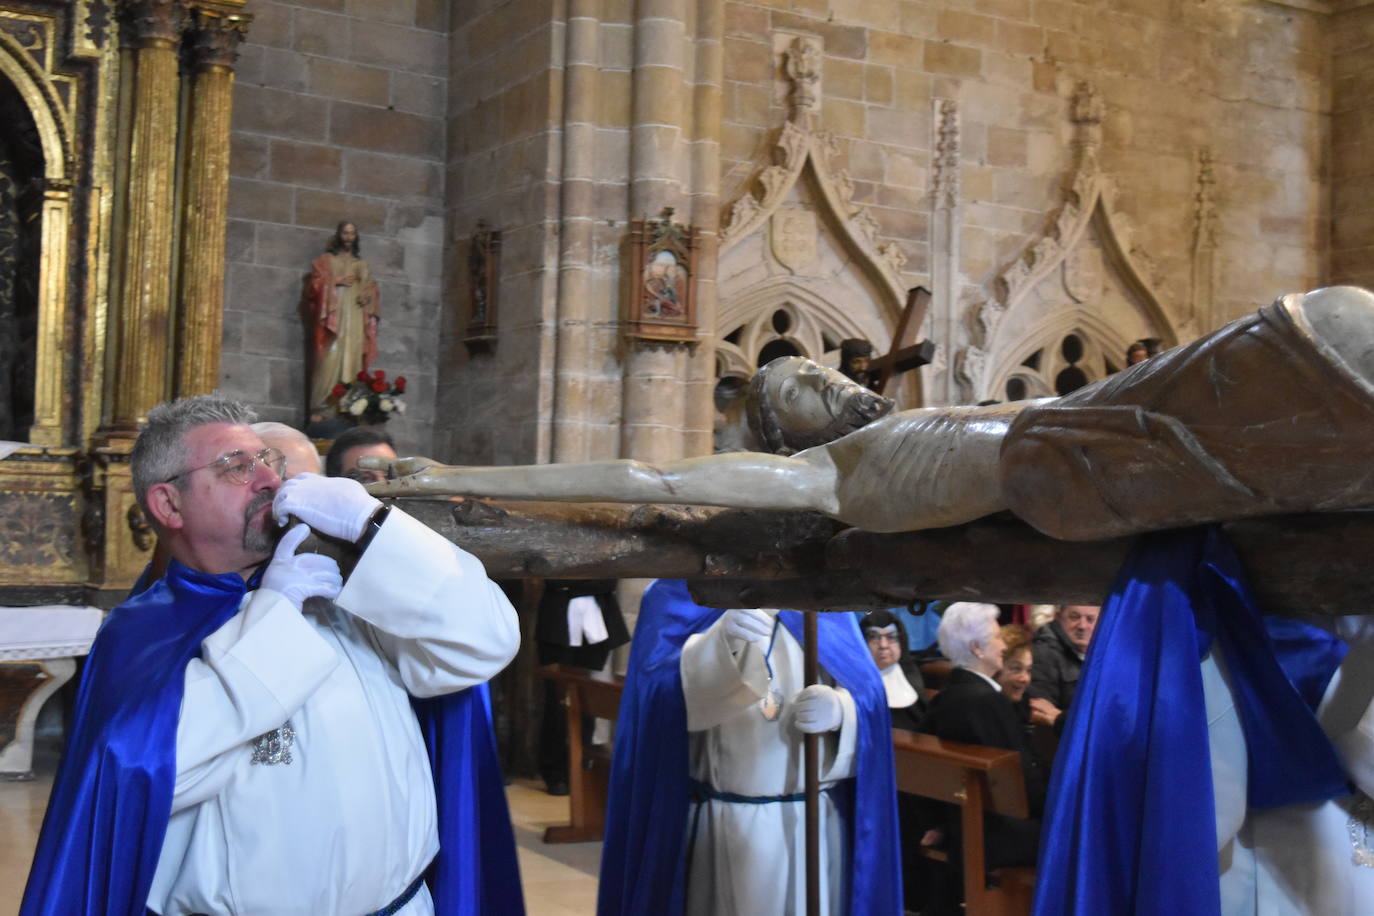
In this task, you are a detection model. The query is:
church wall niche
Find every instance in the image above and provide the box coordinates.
[0,74,43,444]
[0,0,128,599]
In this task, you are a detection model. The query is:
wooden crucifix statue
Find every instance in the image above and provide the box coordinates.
[366,286,1374,545]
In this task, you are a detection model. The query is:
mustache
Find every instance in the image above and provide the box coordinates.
[246,489,274,520]
[242,490,281,554]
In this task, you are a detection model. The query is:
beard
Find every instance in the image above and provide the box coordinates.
[241,490,281,554]
[834,385,894,432]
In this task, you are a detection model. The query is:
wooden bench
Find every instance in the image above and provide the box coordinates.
[537,663,625,843]
[892,727,1035,916]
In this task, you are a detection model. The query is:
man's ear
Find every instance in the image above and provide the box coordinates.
[145,483,184,531]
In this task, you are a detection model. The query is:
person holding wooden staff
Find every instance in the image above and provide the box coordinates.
[596,578,902,916]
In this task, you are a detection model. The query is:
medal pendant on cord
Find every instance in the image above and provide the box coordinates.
[759,682,784,720]
[759,617,783,720]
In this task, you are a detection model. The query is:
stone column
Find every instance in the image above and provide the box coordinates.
[176,4,249,398]
[679,0,723,457]
[932,99,961,407]
[621,0,690,466]
[550,0,602,464]
[109,0,186,433]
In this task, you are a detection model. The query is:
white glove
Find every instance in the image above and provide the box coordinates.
[272,472,381,542]
[722,608,774,651]
[260,525,343,610]
[791,684,844,734]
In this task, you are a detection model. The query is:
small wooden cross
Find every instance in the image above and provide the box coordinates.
[870,286,937,395]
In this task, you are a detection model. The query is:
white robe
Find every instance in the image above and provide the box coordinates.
[1213,615,1374,916]
[681,616,858,916]
[147,508,520,916]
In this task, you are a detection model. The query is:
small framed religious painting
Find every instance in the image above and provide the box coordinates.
[625,208,698,344]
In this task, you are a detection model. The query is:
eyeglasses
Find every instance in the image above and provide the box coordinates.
[865,632,902,645]
[163,447,287,485]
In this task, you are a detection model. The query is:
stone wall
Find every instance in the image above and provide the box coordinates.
[718,0,1330,348]
[440,0,641,468]
[1331,2,1374,291]
[219,0,448,454]
[438,0,563,466]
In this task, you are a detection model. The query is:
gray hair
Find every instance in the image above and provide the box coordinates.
[937,602,1001,669]
[252,421,321,477]
[131,395,258,512]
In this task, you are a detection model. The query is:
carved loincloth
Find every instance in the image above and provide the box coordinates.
[1001,293,1374,540]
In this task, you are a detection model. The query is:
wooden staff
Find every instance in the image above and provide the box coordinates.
[804,608,820,916]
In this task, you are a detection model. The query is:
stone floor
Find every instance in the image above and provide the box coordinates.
[0,751,601,915]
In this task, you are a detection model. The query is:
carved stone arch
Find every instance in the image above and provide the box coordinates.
[957,82,1176,404]
[716,34,921,405]
[716,276,888,378]
[721,118,908,324]
[986,308,1135,402]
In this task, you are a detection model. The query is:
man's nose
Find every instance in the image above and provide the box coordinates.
[252,461,282,488]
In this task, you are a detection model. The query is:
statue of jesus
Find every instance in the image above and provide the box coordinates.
[307,221,381,413]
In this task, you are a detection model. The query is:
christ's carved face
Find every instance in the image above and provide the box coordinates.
[757,357,894,452]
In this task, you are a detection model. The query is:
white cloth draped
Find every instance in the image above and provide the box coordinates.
[1214,615,1374,916]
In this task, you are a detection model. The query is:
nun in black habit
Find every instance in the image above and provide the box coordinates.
[862,609,930,730]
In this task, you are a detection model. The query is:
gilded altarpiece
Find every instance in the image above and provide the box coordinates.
[0,0,248,604]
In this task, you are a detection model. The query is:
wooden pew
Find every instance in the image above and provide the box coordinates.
[537,663,625,843]
[892,728,1035,916]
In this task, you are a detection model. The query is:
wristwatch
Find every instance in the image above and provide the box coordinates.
[354,505,390,554]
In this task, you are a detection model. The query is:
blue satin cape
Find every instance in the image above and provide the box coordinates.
[21,559,523,916]
[596,578,902,916]
[1032,528,1350,916]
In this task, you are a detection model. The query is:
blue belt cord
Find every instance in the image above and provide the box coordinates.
[145,864,429,916]
[684,777,842,882]
[363,867,429,916]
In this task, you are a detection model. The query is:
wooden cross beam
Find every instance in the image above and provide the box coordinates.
[870,286,937,395]
[301,498,1374,618]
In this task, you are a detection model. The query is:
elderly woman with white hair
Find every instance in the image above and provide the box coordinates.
[917,602,1049,881]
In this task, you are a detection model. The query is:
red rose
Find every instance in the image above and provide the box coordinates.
[371,379,387,393]
[394,376,407,393]
[356,370,370,382]
[373,369,386,381]
[330,383,347,398]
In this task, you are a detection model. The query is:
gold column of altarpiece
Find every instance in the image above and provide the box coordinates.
[177,4,249,398]
[111,0,248,430]
[0,0,249,600]
[109,0,185,434]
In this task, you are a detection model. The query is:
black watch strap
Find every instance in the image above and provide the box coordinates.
[354,505,390,554]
